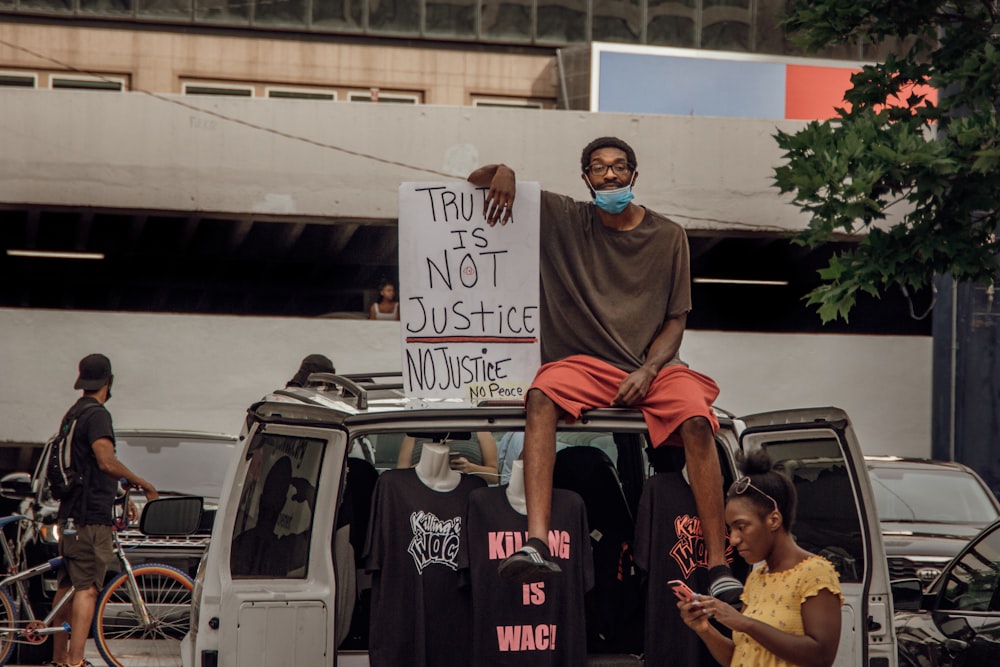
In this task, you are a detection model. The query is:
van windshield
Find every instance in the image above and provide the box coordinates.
[116,434,237,501]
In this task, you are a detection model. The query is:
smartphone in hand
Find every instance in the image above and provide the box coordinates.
[668,579,698,602]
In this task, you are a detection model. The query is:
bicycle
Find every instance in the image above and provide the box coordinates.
[0,484,195,667]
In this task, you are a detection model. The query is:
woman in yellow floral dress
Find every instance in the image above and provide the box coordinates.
[679,449,843,667]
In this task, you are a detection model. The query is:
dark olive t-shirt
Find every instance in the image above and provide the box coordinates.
[56,397,117,526]
[539,191,692,371]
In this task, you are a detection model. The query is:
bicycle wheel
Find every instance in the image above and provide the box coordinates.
[0,587,16,666]
[92,563,192,667]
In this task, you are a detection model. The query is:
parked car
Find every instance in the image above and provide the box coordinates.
[866,456,1000,588]
[182,372,899,667]
[893,517,1000,666]
[0,429,239,592]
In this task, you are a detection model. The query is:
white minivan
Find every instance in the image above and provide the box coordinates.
[179,373,899,667]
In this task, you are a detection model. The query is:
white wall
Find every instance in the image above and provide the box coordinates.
[0,89,806,233]
[0,309,932,458]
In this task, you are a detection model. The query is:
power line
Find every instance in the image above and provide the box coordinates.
[0,35,795,232]
[0,36,457,179]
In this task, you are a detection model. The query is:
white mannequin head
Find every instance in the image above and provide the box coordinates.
[414,442,461,492]
[506,459,526,514]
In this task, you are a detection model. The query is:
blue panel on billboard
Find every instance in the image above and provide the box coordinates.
[597,51,786,119]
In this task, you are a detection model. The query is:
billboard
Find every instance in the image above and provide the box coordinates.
[590,42,935,120]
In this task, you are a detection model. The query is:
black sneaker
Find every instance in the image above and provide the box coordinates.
[708,564,744,608]
[497,544,562,583]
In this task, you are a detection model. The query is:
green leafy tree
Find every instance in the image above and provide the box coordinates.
[774,1,1000,322]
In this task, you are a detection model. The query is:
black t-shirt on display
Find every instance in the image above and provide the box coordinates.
[56,397,117,526]
[465,486,594,667]
[363,468,486,667]
[634,472,748,667]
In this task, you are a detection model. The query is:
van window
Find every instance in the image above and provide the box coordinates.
[766,440,865,583]
[353,429,643,484]
[938,527,1000,612]
[230,433,325,578]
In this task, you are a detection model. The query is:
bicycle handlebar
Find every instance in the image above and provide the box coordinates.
[112,479,138,530]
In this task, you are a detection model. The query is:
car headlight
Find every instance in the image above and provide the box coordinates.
[916,566,942,583]
[39,523,61,544]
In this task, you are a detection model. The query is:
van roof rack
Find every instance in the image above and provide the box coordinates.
[304,372,404,410]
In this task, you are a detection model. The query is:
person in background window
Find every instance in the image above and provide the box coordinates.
[678,449,843,667]
[369,279,400,320]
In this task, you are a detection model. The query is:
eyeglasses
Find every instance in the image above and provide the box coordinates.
[585,163,634,177]
[732,476,779,514]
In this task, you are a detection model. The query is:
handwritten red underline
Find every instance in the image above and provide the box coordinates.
[405,336,538,344]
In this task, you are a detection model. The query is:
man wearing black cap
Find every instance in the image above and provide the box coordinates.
[50,353,159,667]
[286,353,336,388]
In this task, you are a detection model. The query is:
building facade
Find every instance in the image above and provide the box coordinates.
[0,1,935,465]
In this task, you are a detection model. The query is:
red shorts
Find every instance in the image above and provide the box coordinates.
[529,355,720,447]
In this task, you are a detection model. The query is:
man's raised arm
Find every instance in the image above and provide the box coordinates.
[468,164,517,226]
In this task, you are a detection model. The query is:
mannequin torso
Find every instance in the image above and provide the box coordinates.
[414,442,461,492]
[506,459,527,514]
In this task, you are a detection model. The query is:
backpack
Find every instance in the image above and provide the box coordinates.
[46,403,98,501]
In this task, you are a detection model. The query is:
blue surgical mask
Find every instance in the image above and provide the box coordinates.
[592,179,635,214]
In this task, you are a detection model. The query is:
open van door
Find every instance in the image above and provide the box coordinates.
[185,418,351,667]
[737,407,898,667]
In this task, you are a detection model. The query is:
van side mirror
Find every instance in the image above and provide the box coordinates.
[891,578,925,612]
[140,496,204,536]
[0,472,33,501]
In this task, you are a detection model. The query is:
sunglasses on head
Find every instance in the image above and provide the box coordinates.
[732,476,779,514]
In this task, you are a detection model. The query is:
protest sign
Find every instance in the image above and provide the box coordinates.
[398,181,540,403]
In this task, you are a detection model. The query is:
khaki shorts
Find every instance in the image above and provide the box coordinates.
[58,524,113,590]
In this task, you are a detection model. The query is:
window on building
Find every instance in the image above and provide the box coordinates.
[647,0,696,47]
[79,0,132,16]
[348,91,420,104]
[702,0,753,51]
[267,87,337,100]
[16,0,72,12]
[311,0,362,31]
[51,75,126,91]
[480,0,533,42]
[254,0,309,28]
[472,98,545,109]
[752,0,788,55]
[425,0,476,39]
[592,0,643,43]
[195,0,250,25]
[368,0,420,35]
[537,0,585,42]
[136,0,191,19]
[0,72,37,88]
[183,83,254,96]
